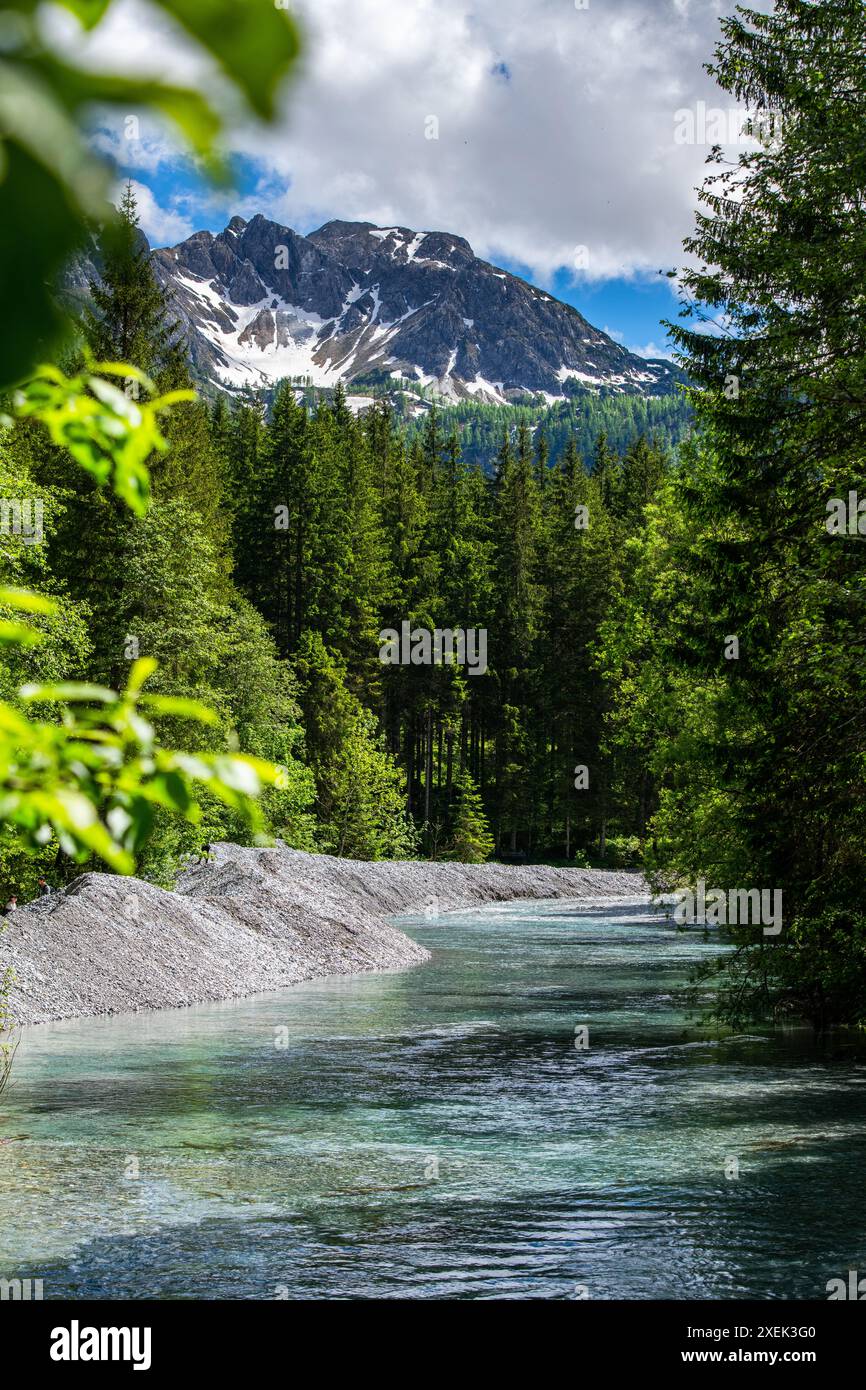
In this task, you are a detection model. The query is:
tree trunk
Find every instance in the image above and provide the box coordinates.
[424,707,432,823]
[406,716,415,812]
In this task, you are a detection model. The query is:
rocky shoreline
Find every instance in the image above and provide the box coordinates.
[0,843,648,1025]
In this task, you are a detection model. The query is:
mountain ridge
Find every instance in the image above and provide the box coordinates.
[143,213,680,404]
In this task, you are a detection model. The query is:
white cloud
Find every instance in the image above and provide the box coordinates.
[51,0,769,283]
[627,340,677,361]
[117,180,195,245]
[91,120,183,176]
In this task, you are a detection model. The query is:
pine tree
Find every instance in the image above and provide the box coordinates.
[84,183,179,375]
[491,421,542,851]
[616,435,667,529]
[446,771,494,863]
[589,430,620,511]
[292,630,417,859]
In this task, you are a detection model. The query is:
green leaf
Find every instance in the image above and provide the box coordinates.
[54,0,113,30]
[112,449,152,515]
[88,376,143,420]
[140,695,220,725]
[152,389,198,411]
[16,366,164,515]
[0,143,90,388]
[151,0,301,120]
[89,361,156,393]
[122,798,155,851]
[236,754,282,786]
[0,61,108,216]
[139,771,195,814]
[0,705,30,735]
[125,658,158,697]
[0,620,42,647]
[18,789,134,873]
[0,587,57,614]
[70,821,134,874]
[36,57,227,173]
[19,681,116,703]
[212,756,262,796]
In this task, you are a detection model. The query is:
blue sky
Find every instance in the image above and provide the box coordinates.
[509,265,680,362]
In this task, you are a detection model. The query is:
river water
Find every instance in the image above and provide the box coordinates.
[1,897,865,1300]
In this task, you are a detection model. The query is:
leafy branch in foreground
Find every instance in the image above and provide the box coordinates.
[0,0,303,879]
[0,590,280,874]
[11,362,195,516]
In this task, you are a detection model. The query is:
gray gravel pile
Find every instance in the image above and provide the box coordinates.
[0,843,647,1025]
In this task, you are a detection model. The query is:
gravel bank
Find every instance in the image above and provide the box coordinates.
[0,843,648,1025]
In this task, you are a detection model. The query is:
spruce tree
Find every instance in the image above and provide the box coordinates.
[84,183,179,375]
[446,771,494,863]
[491,421,542,851]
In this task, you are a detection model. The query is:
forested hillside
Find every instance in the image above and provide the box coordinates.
[253,371,692,471]
[225,377,668,868]
[399,390,691,472]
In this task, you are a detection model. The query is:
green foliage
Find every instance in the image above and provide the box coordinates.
[293,631,417,860]
[219,371,677,866]
[403,389,691,473]
[150,0,300,122]
[324,708,419,861]
[446,773,494,863]
[601,0,866,1028]
[14,362,193,516]
[84,185,182,378]
[0,592,279,875]
[595,834,642,870]
[0,182,314,895]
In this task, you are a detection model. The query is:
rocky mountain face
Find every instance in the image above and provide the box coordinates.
[143,215,678,403]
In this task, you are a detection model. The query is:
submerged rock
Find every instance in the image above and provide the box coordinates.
[0,844,646,1025]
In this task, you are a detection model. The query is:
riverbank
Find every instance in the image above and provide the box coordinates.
[0,843,647,1024]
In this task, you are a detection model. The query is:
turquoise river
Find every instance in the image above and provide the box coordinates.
[1,897,864,1299]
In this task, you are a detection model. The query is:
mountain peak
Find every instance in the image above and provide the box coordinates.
[145,214,676,402]
[313,217,388,236]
